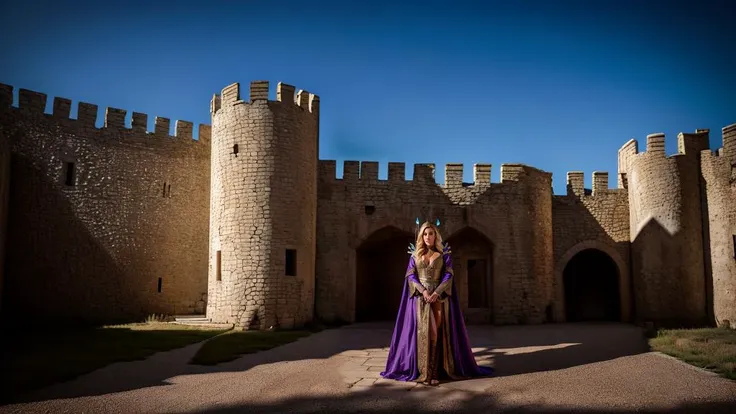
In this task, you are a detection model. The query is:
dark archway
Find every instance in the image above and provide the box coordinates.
[445,227,494,324]
[563,248,621,322]
[355,226,414,322]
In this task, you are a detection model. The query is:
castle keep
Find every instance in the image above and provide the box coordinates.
[0,80,734,330]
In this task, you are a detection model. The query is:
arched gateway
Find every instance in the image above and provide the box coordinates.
[354,224,496,324]
[563,248,621,322]
[445,227,495,324]
[355,226,414,322]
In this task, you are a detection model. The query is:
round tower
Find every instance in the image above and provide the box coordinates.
[702,123,736,329]
[206,80,319,330]
[619,131,709,326]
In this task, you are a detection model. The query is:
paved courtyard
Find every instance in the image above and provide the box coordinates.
[2,322,736,413]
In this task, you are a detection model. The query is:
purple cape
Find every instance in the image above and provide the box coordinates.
[380,247,494,381]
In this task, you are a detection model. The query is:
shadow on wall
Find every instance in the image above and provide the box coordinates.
[552,195,631,324]
[446,227,494,324]
[631,217,709,328]
[7,323,655,405]
[355,226,415,322]
[354,224,496,325]
[699,174,715,327]
[1,154,137,327]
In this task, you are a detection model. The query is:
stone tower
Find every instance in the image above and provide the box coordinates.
[701,123,736,329]
[206,80,320,330]
[618,130,710,326]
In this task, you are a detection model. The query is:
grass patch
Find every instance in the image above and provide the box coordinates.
[649,326,736,380]
[190,329,313,365]
[0,322,227,403]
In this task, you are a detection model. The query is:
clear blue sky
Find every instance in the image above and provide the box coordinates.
[1,0,733,194]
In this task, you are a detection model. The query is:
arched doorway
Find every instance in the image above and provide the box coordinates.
[446,227,494,324]
[355,226,414,322]
[563,248,621,322]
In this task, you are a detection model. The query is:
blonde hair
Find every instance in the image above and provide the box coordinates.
[414,222,444,259]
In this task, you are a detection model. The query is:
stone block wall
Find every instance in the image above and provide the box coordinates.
[552,171,631,322]
[0,75,734,331]
[316,161,554,325]
[0,84,211,325]
[0,113,9,313]
[619,130,709,326]
[701,123,736,329]
[207,81,319,330]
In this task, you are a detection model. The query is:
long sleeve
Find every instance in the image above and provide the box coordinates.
[405,256,426,296]
[434,252,454,297]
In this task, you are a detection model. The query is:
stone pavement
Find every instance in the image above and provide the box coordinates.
[336,345,495,391]
[2,322,736,413]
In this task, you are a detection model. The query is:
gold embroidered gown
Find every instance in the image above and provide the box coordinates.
[380,243,493,383]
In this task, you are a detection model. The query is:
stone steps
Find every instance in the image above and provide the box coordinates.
[172,315,233,329]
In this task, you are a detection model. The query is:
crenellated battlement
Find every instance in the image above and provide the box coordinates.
[0,83,211,146]
[211,80,319,115]
[617,128,715,160]
[565,171,620,197]
[0,83,11,107]
[719,122,736,160]
[616,128,720,189]
[317,160,555,189]
[677,130,710,156]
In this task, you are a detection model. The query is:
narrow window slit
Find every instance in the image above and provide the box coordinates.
[64,162,76,186]
[285,249,297,276]
[216,251,222,281]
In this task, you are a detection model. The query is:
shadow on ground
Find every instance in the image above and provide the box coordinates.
[191,381,736,414]
[6,322,650,405]
[472,322,649,377]
[0,325,227,404]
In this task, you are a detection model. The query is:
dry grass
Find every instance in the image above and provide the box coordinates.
[0,321,227,403]
[649,327,736,380]
[190,329,313,365]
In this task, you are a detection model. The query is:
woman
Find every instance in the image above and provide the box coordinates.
[380,220,494,386]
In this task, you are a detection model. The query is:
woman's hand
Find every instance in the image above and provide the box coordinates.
[422,291,432,302]
[429,292,439,303]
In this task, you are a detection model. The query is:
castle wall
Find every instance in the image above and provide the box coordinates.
[619,131,709,326]
[0,84,211,325]
[0,75,732,330]
[700,123,736,329]
[552,171,631,322]
[0,112,10,313]
[316,162,555,325]
[207,81,319,330]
